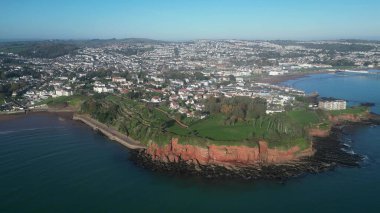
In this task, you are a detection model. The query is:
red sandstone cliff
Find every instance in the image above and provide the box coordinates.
[145,138,314,167]
[144,112,373,168]
[328,112,370,124]
[309,111,371,137]
[308,128,330,137]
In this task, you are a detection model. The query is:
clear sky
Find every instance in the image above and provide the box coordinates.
[0,0,379,41]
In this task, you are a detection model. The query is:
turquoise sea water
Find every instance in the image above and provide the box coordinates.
[1,72,380,212]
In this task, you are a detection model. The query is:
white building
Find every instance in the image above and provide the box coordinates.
[170,102,180,110]
[112,77,127,83]
[151,96,161,103]
[93,87,114,93]
[269,71,285,76]
[319,99,346,110]
[55,89,73,97]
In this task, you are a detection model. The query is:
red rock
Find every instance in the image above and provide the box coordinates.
[309,128,330,137]
[328,112,369,124]
[145,138,314,167]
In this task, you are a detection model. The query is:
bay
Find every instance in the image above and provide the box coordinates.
[1,72,380,212]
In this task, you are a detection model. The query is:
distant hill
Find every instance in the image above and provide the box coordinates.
[0,38,377,58]
[0,40,79,58]
[0,38,166,58]
[269,40,377,52]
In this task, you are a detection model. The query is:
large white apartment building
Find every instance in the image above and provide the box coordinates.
[318,99,347,110]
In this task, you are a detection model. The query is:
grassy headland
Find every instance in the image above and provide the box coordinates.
[40,94,370,151]
[78,95,326,150]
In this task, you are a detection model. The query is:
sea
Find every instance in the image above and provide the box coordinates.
[1,71,380,212]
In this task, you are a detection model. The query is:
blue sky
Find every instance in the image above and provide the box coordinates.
[0,0,379,40]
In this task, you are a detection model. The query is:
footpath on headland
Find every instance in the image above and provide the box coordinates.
[73,114,146,150]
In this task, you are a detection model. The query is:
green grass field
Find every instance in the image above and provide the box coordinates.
[168,114,254,141]
[81,95,323,150]
[80,95,372,150]
[167,112,314,149]
[318,122,331,130]
[330,106,369,116]
[39,95,85,108]
[286,110,321,126]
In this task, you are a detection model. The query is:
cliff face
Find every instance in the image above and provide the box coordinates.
[143,112,373,168]
[309,112,371,137]
[145,138,314,167]
[308,128,330,137]
[328,112,369,124]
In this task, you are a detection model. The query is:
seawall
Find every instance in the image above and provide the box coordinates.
[73,114,146,150]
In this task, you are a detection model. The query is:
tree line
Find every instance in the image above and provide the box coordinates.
[205,96,267,124]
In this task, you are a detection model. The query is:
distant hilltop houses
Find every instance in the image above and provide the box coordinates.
[318,98,347,111]
[1,39,378,113]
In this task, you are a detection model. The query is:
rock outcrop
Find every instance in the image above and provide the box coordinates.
[308,128,330,137]
[145,138,314,167]
[132,127,365,180]
[143,111,374,169]
[133,112,379,180]
[328,112,369,124]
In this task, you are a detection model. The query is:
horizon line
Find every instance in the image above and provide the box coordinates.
[1,37,380,43]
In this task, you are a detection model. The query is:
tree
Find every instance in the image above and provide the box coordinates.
[205,96,267,121]
[0,70,5,80]
[229,75,236,82]
[327,59,355,67]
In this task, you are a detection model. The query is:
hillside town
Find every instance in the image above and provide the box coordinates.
[0,39,379,115]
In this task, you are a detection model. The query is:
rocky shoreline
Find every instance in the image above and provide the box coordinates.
[2,108,377,181]
[131,118,379,181]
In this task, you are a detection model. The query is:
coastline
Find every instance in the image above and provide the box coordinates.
[0,110,146,150]
[0,109,75,121]
[132,123,375,180]
[1,106,374,181]
[72,114,146,150]
[2,70,378,180]
[256,70,333,84]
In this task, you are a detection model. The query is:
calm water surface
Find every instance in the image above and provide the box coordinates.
[1,72,380,212]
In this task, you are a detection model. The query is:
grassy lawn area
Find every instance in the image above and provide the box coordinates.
[83,95,316,150]
[191,115,254,141]
[168,114,255,141]
[166,110,318,150]
[167,123,192,136]
[167,115,311,149]
[330,106,369,116]
[318,122,331,130]
[286,110,320,126]
[269,137,311,150]
[39,95,85,108]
